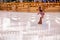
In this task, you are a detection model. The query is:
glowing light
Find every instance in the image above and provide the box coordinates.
[46,17,49,19]
[26,21,31,27]
[31,17,35,18]
[11,17,17,20]
[46,20,51,31]
[56,17,60,20]
[2,18,10,30]
[55,19,60,24]
[31,19,36,22]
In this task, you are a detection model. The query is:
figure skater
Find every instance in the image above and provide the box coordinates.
[37,6,45,24]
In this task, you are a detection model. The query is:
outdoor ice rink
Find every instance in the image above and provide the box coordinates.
[0,11,60,40]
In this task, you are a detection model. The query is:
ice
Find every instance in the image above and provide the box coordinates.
[0,11,60,40]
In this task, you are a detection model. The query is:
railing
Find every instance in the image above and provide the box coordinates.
[0,2,60,12]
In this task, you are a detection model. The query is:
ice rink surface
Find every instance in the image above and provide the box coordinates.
[0,11,60,40]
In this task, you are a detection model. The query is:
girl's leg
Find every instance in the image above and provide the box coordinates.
[38,17,42,24]
[38,15,44,24]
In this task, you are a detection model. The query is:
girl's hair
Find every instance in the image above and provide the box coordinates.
[40,10,43,12]
[39,6,43,12]
[39,6,41,9]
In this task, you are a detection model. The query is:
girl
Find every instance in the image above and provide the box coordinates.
[38,6,45,24]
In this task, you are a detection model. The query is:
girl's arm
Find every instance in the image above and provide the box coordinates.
[37,12,39,15]
[37,11,40,15]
